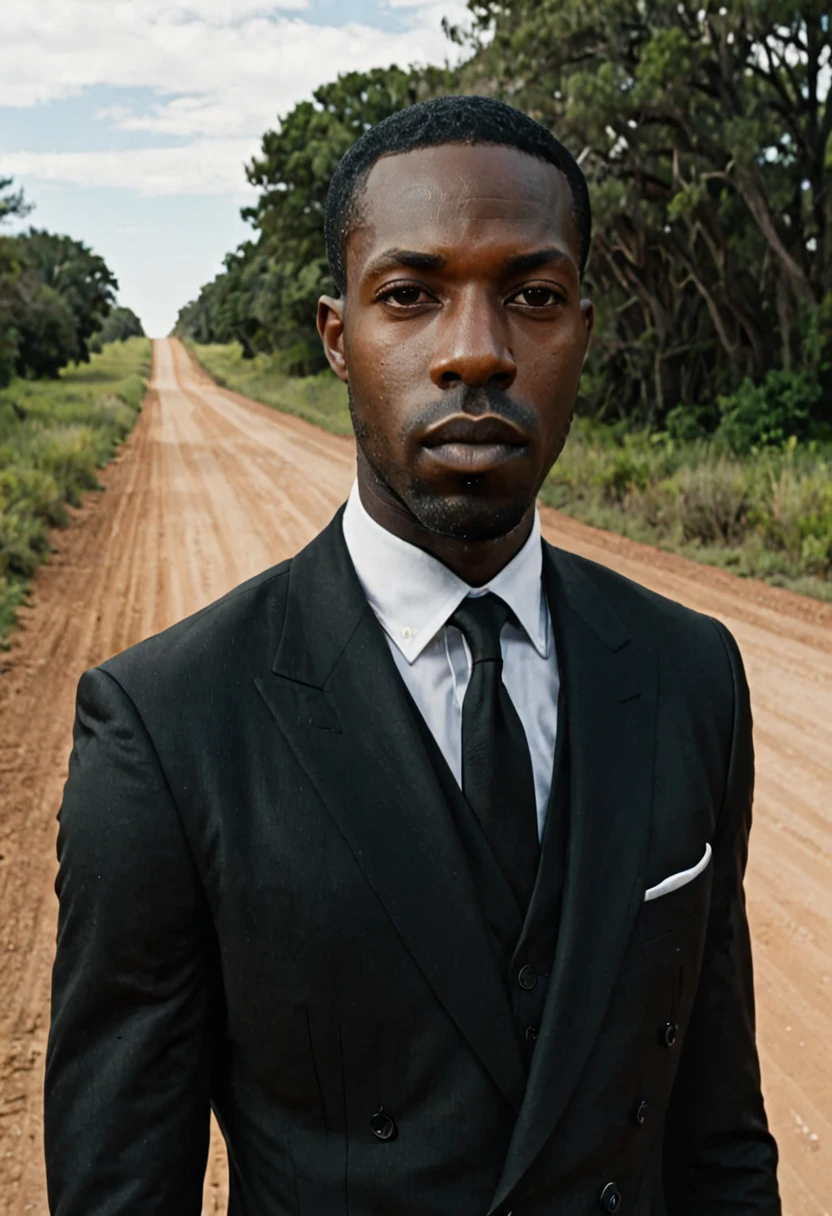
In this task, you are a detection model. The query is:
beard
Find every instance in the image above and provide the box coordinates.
[348,382,570,543]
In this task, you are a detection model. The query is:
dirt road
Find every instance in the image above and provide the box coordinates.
[0,337,830,1214]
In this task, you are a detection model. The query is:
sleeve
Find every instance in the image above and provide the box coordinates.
[45,666,218,1215]
[662,620,781,1214]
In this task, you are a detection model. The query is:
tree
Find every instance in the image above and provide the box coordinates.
[0,177,32,226]
[17,230,118,368]
[90,305,145,351]
[0,183,122,383]
[456,0,832,423]
[0,179,33,387]
[12,281,79,379]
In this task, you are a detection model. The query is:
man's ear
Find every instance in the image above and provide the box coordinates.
[317,295,348,382]
[580,297,595,366]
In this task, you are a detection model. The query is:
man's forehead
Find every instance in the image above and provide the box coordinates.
[362,143,570,215]
[350,143,577,271]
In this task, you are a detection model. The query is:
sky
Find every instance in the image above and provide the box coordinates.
[1,0,469,336]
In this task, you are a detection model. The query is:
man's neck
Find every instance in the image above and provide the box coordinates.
[355,454,536,588]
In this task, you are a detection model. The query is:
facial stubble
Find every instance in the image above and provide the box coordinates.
[348,382,574,544]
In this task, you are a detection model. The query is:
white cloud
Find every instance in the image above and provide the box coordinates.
[3,140,261,196]
[95,104,134,123]
[0,3,466,119]
[1,0,468,192]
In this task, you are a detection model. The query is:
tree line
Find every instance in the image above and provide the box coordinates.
[175,1,831,445]
[0,178,144,388]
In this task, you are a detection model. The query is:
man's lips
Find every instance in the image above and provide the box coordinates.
[421,414,528,447]
[420,414,528,474]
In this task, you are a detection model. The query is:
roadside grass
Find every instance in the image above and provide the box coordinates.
[190,341,352,435]
[188,340,832,603]
[542,424,832,601]
[0,337,152,643]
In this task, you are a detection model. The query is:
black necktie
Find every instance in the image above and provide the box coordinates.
[451,593,541,911]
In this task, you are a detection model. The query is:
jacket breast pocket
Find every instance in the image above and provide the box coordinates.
[634,859,713,946]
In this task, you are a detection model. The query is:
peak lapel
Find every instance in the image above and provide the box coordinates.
[257,512,527,1113]
[490,547,657,1212]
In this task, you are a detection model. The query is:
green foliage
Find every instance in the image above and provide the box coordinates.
[0,236,25,390]
[90,305,145,351]
[0,337,150,640]
[459,0,832,427]
[12,281,79,379]
[16,229,119,370]
[175,4,832,543]
[0,466,64,577]
[0,177,31,226]
[0,181,129,386]
[715,368,818,453]
[176,5,832,455]
[672,461,754,546]
[541,420,832,596]
[187,341,352,434]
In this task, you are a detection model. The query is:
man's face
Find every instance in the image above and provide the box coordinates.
[318,142,594,542]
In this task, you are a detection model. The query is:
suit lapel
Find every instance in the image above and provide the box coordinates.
[490,545,657,1213]
[256,512,527,1113]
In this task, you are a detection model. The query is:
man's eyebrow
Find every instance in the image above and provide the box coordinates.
[362,247,576,279]
[363,249,447,278]
[504,248,576,275]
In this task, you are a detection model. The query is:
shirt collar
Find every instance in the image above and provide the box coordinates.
[342,481,549,664]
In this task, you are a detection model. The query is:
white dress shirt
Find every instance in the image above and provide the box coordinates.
[342,482,560,839]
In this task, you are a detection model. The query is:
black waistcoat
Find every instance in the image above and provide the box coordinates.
[407,674,570,1066]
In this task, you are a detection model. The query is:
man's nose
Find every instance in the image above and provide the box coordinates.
[429,290,517,392]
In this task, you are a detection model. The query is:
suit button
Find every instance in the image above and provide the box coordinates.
[633,1099,649,1126]
[525,1025,538,1043]
[369,1110,397,1141]
[518,965,537,990]
[599,1182,622,1211]
[660,1021,678,1048]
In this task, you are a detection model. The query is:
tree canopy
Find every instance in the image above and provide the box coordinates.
[456,0,832,427]
[176,4,831,433]
[0,181,124,385]
[90,305,145,351]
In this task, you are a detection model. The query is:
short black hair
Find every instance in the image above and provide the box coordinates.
[324,94,592,296]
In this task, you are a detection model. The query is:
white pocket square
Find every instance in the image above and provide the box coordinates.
[643,843,712,903]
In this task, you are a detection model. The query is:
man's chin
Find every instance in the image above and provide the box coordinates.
[405,487,534,545]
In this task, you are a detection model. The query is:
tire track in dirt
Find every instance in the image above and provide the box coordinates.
[0,338,828,1214]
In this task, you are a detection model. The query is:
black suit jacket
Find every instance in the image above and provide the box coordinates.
[45,508,780,1214]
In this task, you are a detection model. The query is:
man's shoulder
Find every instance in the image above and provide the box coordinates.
[546,542,736,671]
[99,557,293,703]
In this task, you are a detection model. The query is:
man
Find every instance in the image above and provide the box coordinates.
[45,96,780,1214]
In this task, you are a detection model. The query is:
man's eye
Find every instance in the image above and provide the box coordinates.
[513,287,562,307]
[382,285,428,306]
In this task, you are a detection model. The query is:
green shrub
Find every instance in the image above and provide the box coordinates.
[542,420,832,599]
[20,426,102,505]
[673,460,754,546]
[548,423,680,505]
[0,336,150,638]
[715,368,818,454]
[187,341,352,435]
[0,466,63,575]
[665,403,717,442]
[0,576,27,644]
[275,340,327,377]
[761,461,832,575]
